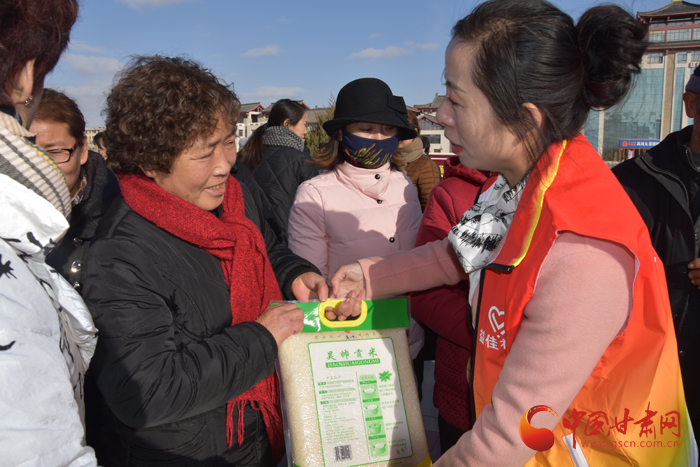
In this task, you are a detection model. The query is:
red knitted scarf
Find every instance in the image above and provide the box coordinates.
[119,173,284,463]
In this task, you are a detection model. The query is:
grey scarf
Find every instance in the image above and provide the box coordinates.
[261,125,305,152]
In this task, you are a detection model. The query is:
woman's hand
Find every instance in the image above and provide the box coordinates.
[330,262,367,298]
[255,303,304,347]
[326,262,367,320]
[290,271,362,321]
[291,272,329,302]
[324,290,363,321]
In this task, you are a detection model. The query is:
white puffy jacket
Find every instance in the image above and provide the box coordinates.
[0,122,98,466]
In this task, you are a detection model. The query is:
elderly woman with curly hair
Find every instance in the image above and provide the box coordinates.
[82,56,327,467]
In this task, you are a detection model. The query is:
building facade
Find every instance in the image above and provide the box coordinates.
[236,103,266,140]
[584,0,700,160]
[412,94,454,163]
[86,127,105,152]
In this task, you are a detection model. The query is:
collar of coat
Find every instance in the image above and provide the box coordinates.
[643,125,693,174]
[633,125,694,216]
[335,161,393,199]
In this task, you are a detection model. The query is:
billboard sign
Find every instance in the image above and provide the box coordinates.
[619,140,660,149]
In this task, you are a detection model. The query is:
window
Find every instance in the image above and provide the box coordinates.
[586,67,663,160]
[667,28,691,41]
[647,52,664,64]
[418,119,443,131]
[673,67,685,132]
[679,52,688,63]
[649,31,665,42]
[650,19,666,28]
[424,134,441,145]
[693,51,700,61]
[668,18,694,26]
[695,28,700,39]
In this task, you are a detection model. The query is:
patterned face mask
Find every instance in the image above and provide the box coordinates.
[341,132,399,169]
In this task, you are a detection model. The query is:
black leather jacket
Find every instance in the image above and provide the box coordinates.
[82,180,319,466]
[46,151,120,291]
[613,125,700,436]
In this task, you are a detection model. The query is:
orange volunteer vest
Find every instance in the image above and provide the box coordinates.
[471,135,696,466]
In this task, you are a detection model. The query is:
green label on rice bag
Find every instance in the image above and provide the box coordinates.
[308,337,413,467]
[292,298,410,333]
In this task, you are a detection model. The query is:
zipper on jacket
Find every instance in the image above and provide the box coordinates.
[467,261,514,426]
[488,263,514,272]
[466,179,515,426]
[467,268,486,427]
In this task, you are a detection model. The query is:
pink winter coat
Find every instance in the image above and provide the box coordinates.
[288,161,424,357]
[288,161,422,279]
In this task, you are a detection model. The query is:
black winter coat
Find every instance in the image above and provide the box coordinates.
[231,160,282,242]
[613,125,700,437]
[251,145,319,243]
[82,180,318,466]
[46,151,120,291]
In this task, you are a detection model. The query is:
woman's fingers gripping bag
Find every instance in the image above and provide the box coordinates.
[277,298,432,467]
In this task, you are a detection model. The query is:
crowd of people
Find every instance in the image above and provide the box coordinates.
[0,0,698,466]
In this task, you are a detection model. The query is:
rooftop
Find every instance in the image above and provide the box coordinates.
[414,94,445,109]
[306,107,332,125]
[239,103,264,113]
[418,114,444,128]
[639,0,700,17]
[262,100,311,114]
[647,39,700,49]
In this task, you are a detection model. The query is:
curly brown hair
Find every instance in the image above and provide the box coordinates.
[105,56,241,175]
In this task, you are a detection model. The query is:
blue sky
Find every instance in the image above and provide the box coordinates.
[47,0,664,127]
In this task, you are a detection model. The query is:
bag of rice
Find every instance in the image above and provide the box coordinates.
[277,298,432,467]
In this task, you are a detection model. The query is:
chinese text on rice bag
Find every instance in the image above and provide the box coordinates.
[278,298,432,467]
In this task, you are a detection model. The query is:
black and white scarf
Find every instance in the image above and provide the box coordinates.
[261,125,305,153]
[448,172,529,302]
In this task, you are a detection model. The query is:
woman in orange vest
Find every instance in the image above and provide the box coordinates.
[329,0,698,465]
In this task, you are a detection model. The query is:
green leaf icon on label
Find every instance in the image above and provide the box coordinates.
[379,371,392,382]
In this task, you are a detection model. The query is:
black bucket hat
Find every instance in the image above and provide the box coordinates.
[323,78,417,141]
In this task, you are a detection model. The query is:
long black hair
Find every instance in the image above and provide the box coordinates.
[451,0,648,166]
[239,98,307,170]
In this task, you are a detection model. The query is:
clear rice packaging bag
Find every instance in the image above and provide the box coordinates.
[277,298,432,467]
